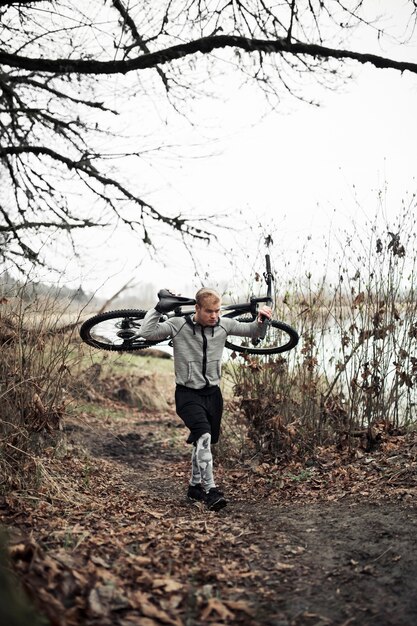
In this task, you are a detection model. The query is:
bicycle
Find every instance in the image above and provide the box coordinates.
[79,254,299,356]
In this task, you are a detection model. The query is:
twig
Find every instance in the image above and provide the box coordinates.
[97,277,137,315]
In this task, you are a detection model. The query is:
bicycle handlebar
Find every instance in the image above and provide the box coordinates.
[158,255,273,316]
[258,254,273,339]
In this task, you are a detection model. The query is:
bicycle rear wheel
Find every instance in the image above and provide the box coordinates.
[224,313,299,355]
[79,309,160,351]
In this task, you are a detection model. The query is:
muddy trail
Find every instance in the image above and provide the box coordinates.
[2,404,417,626]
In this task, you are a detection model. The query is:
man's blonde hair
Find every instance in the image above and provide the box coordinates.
[195,287,221,307]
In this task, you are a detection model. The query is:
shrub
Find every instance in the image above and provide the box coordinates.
[0,288,80,490]
[223,206,417,460]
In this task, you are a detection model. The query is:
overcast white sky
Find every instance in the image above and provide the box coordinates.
[54,18,417,302]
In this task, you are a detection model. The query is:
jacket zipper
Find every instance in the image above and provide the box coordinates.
[201,327,209,386]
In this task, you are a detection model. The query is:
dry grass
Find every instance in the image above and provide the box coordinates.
[0,290,85,491]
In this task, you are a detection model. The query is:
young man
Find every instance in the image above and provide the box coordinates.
[140,287,272,511]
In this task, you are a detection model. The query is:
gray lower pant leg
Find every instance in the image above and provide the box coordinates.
[190,444,201,485]
[190,433,215,492]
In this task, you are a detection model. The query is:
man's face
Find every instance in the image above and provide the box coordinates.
[195,297,221,326]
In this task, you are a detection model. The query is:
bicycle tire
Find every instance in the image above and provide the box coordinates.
[79,309,160,351]
[224,312,299,355]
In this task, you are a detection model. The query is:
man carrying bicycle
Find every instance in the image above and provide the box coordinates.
[140,287,272,512]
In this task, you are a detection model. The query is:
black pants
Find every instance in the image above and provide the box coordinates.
[175,384,223,444]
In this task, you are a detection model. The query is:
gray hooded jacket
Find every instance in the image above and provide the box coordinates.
[140,308,263,389]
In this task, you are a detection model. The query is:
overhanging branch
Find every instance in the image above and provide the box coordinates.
[0,145,213,241]
[0,220,99,233]
[1,36,416,75]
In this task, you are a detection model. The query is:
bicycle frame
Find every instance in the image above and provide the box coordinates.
[222,295,270,317]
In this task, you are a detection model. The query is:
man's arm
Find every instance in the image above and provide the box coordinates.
[140,308,175,341]
[221,305,272,338]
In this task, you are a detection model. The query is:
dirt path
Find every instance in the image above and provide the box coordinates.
[2,406,417,626]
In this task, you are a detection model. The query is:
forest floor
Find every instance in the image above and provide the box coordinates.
[1,358,417,626]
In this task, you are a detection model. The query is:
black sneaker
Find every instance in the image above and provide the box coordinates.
[205,488,227,511]
[187,483,205,502]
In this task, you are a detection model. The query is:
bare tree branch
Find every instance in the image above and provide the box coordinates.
[1,35,416,76]
[0,145,213,241]
[111,0,169,90]
[0,220,98,233]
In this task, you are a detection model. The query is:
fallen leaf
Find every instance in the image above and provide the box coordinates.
[152,577,183,592]
[276,562,295,571]
[200,597,235,621]
[88,587,107,617]
[224,599,254,616]
[130,591,181,626]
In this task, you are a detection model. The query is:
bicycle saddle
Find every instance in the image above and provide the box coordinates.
[157,289,196,308]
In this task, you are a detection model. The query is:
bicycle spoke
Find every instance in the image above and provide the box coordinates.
[79,309,158,351]
[88,318,141,347]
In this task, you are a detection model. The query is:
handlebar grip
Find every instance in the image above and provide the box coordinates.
[265,254,271,273]
[264,254,272,302]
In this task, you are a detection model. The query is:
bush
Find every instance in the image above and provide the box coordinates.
[223,207,417,461]
[0,288,80,490]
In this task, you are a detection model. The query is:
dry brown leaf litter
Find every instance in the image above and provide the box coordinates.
[1,404,417,626]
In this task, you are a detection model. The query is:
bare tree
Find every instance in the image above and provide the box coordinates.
[1,1,416,269]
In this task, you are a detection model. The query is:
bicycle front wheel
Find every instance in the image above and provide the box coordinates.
[224,313,299,355]
[80,309,160,351]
